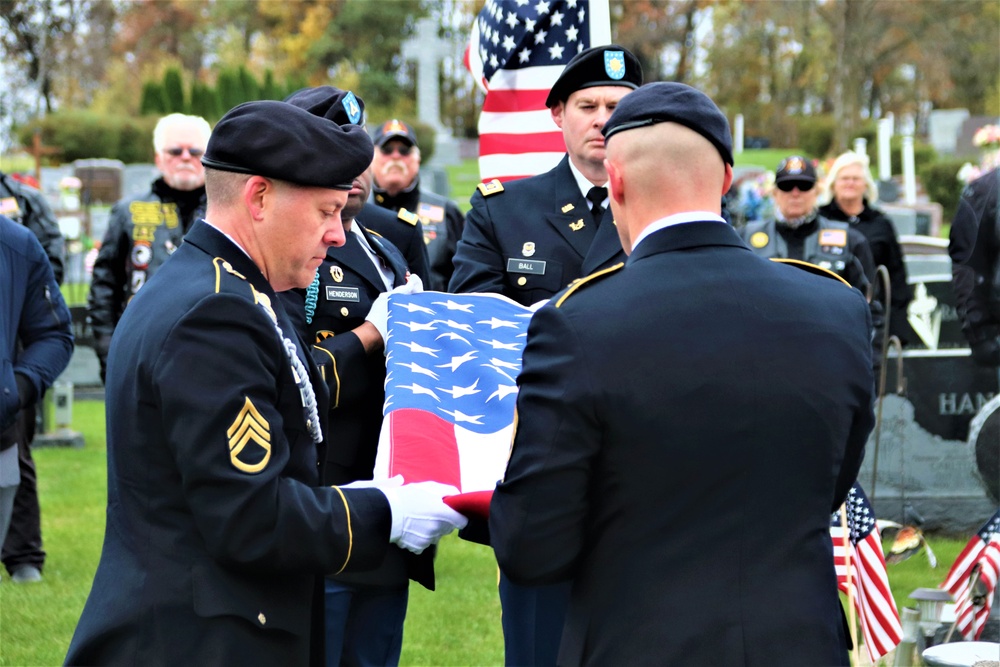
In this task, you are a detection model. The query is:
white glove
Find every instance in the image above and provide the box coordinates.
[381,481,469,554]
[365,292,390,343]
[396,273,423,295]
[339,475,405,491]
[365,276,424,344]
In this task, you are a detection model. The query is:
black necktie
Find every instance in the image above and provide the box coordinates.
[586,186,608,226]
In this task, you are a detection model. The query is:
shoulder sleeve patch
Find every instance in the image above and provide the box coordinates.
[397,208,419,226]
[554,262,625,308]
[477,179,505,197]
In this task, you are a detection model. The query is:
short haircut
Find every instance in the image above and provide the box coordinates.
[820,151,879,205]
[153,113,212,153]
[203,167,250,206]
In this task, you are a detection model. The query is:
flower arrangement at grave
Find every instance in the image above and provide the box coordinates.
[958,123,1000,184]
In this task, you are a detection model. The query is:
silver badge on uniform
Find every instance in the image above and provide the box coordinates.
[522,242,535,257]
[330,266,344,283]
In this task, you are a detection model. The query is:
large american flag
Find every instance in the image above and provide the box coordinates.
[941,509,1000,640]
[830,484,903,662]
[373,293,532,497]
[466,0,611,182]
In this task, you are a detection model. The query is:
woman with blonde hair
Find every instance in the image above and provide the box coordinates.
[820,151,912,342]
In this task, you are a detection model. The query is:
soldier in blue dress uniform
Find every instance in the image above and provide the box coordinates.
[450,44,642,666]
[65,99,466,667]
[281,86,434,667]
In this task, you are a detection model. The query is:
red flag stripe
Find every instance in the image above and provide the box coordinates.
[478,132,568,156]
[481,89,552,112]
[942,541,986,593]
[831,526,903,662]
[386,409,462,488]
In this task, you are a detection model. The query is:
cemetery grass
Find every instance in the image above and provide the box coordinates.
[0,399,969,666]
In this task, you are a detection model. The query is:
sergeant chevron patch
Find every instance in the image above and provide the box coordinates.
[227,397,272,474]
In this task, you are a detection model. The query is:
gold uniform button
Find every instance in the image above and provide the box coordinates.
[517,277,527,286]
[258,612,266,625]
[340,307,349,317]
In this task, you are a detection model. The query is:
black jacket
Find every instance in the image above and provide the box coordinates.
[0,172,65,284]
[87,178,205,376]
[357,202,431,289]
[820,199,912,341]
[949,168,1000,365]
[372,175,465,291]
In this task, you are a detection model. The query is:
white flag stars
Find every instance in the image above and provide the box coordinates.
[385,294,531,434]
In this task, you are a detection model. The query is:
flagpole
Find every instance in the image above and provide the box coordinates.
[841,502,861,666]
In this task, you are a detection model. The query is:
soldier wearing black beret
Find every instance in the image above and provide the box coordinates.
[490,81,873,666]
[449,43,642,667]
[280,86,433,667]
[66,100,467,667]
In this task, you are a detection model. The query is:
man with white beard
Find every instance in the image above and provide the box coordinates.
[369,119,465,291]
[87,113,211,382]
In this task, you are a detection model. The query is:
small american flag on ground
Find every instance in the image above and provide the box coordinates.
[831,483,903,662]
[374,293,532,497]
[465,0,611,182]
[941,508,1000,640]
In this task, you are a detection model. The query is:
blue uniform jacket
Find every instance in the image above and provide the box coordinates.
[66,220,392,667]
[449,155,625,306]
[491,222,873,666]
[280,222,438,591]
[359,202,431,290]
[0,215,73,434]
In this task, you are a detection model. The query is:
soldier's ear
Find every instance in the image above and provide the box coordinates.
[550,102,566,130]
[722,163,734,198]
[605,159,624,205]
[244,176,272,221]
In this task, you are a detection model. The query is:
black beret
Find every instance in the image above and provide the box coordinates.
[602,82,733,166]
[545,45,642,108]
[283,86,365,127]
[202,100,374,190]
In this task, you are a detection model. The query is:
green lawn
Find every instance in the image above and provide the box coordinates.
[0,399,977,666]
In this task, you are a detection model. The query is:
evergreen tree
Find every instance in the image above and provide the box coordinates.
[216,68,245,115]
[260,69,280,100]
[139,81,168,116]
[238,66,260,101]
[162,67,186,113]
[189,81,221,123]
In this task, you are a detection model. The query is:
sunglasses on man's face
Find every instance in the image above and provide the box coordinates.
[776,180,814,193]
[164,147,205,158]
[379,143,413,157]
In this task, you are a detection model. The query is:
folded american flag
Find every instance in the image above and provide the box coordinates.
[941,508,1000,640]
[465,0,611,182]
[830,483,903,661]
[374,293,533,496]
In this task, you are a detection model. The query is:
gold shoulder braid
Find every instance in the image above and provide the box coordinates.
[255,290,323,443]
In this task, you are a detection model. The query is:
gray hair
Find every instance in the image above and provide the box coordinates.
[153,113,212,153]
